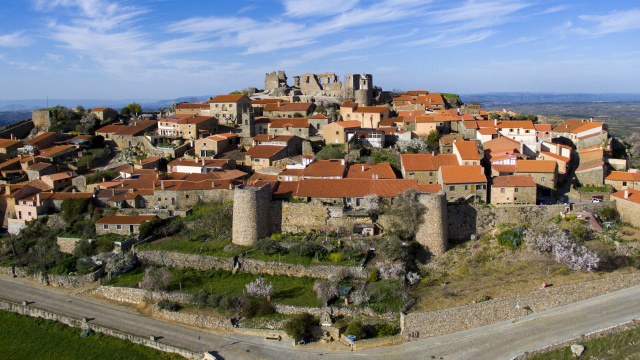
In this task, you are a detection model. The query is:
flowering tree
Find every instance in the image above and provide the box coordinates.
[245,277,274,298]
[396,138,428,153]
[524,223,599,272]
[313,280,339,305]
[350,285,370,305]
[140,267,172,291]
[375,260,405,280]
[362,194,380,214]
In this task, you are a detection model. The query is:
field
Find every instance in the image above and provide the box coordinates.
[0,310,183,360]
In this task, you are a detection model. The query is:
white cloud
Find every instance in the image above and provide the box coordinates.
[427,0,530,25]
[495,36,538,48]
[574,9,640,36]
[0,31,32,48]
[283,0,360,17]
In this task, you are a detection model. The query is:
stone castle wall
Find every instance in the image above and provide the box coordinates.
[232,185,272,246]
[401,272,640,340]
[415,192,448,255]
[31,110,51,131]
[0,120,34,140]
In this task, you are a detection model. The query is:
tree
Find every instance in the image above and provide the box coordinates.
[489,112,501,120]
[73,239,95,258]
[61,197,90,224]
[283,313,315,339]
[426,130,439,151]
[88,135,104,148]
[388,189,426,241]
[344,321,366,339]
[245,277,273,299]
[313,280,339,305]
[524,223,599,272]
[140,267,172,291]
[121,102,142,117]
[362,194,380,216]
[396,138,428,153]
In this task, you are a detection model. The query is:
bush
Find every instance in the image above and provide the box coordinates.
[368,268,380,282]
[157,300,179,312]
[191,290,208,307]
[255,239,278,255]
[374,323,399,337]
[328,253,343,263]
[283,313,316,339]
[218,296,241,312]
[599,206,619,222]
[243,299,275,318]
[207,293,222,308]
[290,242,326,259]
[344,321,366,339]
[73,239,94,258]
[138,217,164,239]
[497,225,526,250]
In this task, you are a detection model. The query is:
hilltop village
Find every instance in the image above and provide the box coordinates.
[1,71,639,349]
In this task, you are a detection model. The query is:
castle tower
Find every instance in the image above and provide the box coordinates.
[240,107,255,138]
[415,191,448,255]
[232,185,272,246]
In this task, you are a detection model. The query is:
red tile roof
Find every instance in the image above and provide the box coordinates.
[167,158,229,168]
[175,103,209,109]
[454,141,479,160]
[269,118,309,128]
[0,139,22,149]
[309,113,331,119]
[333,121,361,129]
[515,160,557,173]
[114,120,157,136]
[492,175,536,187]
[294,178,425,198]
[346,163,397,179]
[209,94,248,103]
[496,120,535,130]
[353,106,388,114]
[612,188,640,204]
[483,137,522,153]
[401,154,458,172]
[38,145,76,158]
[96,123,126,134]
[492,164,516,173]
[245,145,288,159]
[278,102,313,112]
[25,132,57,145]
[606,171,640,181]
[96,215,156,225]
[553,119,590,133]
[534,124,552,131]
[575,161,604,172]
[301,159,346,177]
[440,165,486,184]
[540,151,570,163]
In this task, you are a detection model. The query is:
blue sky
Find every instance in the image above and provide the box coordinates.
[1,0,639,100]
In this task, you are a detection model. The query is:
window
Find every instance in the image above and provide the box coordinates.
[429,172,433,176]
[541,177,546,182]
[103,224,108,230]
[622,181,627,186]
[28,212,32,217]
[185,194,189,199]
[465,161,469,165]
[464,185,468,190]
[449,185,455,191]
[500,188,505,193]
[515,188,519,192]
[116,225,122,230]
[336,131,339,135]
[157,197,161,201]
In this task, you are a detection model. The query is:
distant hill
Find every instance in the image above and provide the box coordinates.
[0,111,32,127]
[459,93,640,104]
[0,96,214,113]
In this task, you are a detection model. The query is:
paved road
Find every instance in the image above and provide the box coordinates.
[2,275,640,360]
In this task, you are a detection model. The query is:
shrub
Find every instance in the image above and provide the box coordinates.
[218,296,241,312]
[138,217,163,239]
[313,280,339,305]
[524,223,599,272]
[245,277,273,298]
[243,299,275,318]
[368,268,380,282]
[157,300,178,312]
[599,206,619,222]
[73,239,95,258]
[374,323,399,337]
[290,242,326,258]
[207,293,222,308]
[328,253,343,263]
[139,267,172,291]
[283,313,316,339]
[344,321,366,339]
[191,290,208,307]
[254,239,278,255]
[497,225,526,250]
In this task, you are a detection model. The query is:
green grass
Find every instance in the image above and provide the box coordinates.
[105,266,323,307]
[0,310,183,360]
[533,325,640,359]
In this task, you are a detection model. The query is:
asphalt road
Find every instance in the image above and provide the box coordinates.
[2,275,640,360]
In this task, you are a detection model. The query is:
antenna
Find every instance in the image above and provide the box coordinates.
[46,96,48,108]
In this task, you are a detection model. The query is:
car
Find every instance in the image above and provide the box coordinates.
[591,198,603,203]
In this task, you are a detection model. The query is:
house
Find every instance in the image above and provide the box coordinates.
[340,103,390,128]
[495,120,537,155]
[41,172,73,192]
[458,120,478,140]
[7,192,54,234]
[91,107,118,122]
[514,160,558,196]
[245,145,289,169]
[268,118,311,138]
[538,151,571,177]
[194,133,239,157]
[263,102,315,118]
[253,134,302,157]
[95,215,157,236]
[534,124,552,142]
[251,98,287,116]
[605,171,640,191]
[0,138,23,162]
[95,123,126,139]
[347,129,386,148]
[167,158,232,174]
[575,147,606,186]
[36,145,78,163]
[400,153,458,184]
[175,102,211,115]
[323,121,361,144]
[453,140,480,166]
[308,113,332,134]
[25,162,57,181]
[553,119,608,150]
[134,156,161,171]
[439,134,464,154]
[491,175,536,205]
[153,178,236,210]
[208,94,252,125]
[439,165,487,203]
[112,120,158,148]
[22,132,58,153]
[345,163,397,179]
[611,189,640,228]
[158,114,217,140]
[483,137,523,160]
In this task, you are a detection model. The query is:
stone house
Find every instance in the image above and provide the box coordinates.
[36,145,78,164]
[167,158,232,174]
[245,145,289,170]
[158,114,217,140]
[538,151,570,177]
[112,120,158,148]
[253,134,302,157]
[341,105,390,129]
[267,118,311,138]
[22,132,58,153]
[91,107,119,122]
[95,123,126,140]
[401,153,458,185]
[458,120,478,140]
[175,103,211,115]
[553,119,608,150]
[345,163,397,179]
[251,99,287,116]
[453,140,480,166]
[0,138,23,162]
[7,191,54,234]
[41,172,73,192]
[25,162,58,181]
[514,160,558,196]
[208,94,252,125]
[323,121,361,144]
[611,189,640,227]
[95,215,157,236]
[194,132,238,157]
[153,179,235,210]
[134,156,161,171]
[308,113,332,135]
[605,171,640,191]
[438,165,487,203]
[106,189,149,209]
[575,147,605,186]
[490,175,536,205]
[263,102,315,118]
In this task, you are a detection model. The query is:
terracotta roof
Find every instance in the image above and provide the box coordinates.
[0,139,22,149]
[454,141,479,160]
[440,134,464,147]
[353,106,388,114]
[492,164,516,173]
[571,122,604,134]
[175,103,209,109]
[263,103,279,112]
[492,175,536,187]
[22,179,53,191]
[252,98,285,105]
[401,154,458,172]
[405,90,429,96]
[333,121,361,129]
[278,102,313,112]
[440,165,486,184]
[461,121,478,130]
[49,192,94,200]
[278,168,304,177]
[215,132,238,138]
[96,215,156,225]
[553,119,591,133]
[576,161,604,172]
[416,184,442,193]
[136,156,161,165]
[612,188,640,204]
[27,162,54,171]
[606,171,640,181]
[96,123,126,134]
[248,172,278,181]
[245,145,288,159]
[341,100,358,109]
[515,160,557,173]
[168,158,229,168]
[92,107,110,112]
[301,159,346,177]
[43,172,72,181]
[393,95,414,102]
[477,128,498,135]
[209,94,247,103]
[540,151,570,163]
[269,118,309,128]
[483,137,522,153]
[114,120,157,136]
[309,113,331,119]
[476,120,497,128]
[346,163,397,179]
[418,93,445,106]
[534,124,552,131]
[497,120,535,130]
[25,132,56,145]
[295,178,425,198]
[38,145,76,158]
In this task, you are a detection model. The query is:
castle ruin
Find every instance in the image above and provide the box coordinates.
[264,71,373,106]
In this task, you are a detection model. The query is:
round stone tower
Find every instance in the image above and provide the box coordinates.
[415,191,448,256]
[232,184,272,246]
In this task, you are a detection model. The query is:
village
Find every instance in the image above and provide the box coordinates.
[1,70,639,352]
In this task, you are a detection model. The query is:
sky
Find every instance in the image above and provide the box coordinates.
[0,0,639,101]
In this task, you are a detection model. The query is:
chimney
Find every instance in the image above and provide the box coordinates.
[590,117,593,122]
[112,188,115,196]
[102,177,106,183]
[211,181,215,188]
[10,134,14,140]
[161,181,165,190]
[494,119,497,126]
[6,185,11,194]
[36,193,40,205]
[361,165,365,172]
[432,151,435,156]
[341,159,345,166]
[229,183,233,190]
[72,189,76,193]
[625,189,629,199]
[202,158,205,166]
[129,188,134,193]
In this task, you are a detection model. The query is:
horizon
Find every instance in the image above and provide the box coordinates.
[1,1,639,100]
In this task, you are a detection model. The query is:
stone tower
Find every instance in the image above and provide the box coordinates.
[232,184,272,246]
[354,74,373,106]
[415,191,448,256]
[265,71,288,92]
[240,107,255,138]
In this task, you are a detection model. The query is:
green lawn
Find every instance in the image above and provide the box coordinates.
[533,325,640,359]
[105,266,323,307]
[0,310,183,360]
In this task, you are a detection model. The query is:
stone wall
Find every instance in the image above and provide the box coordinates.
[93,285,192,304]
[0,266,13,276]
[31,110,51,131]
[6,266,103,289]
[57,237,81,254]
[136,250,368,279]
[576,165,604,186]
[153,306,234,332]
[613,197,640,228]
[353,335,403,350]
[415,192,448,255]
[0,299,202,360]
[401,272,640,340]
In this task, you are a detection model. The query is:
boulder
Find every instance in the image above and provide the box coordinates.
[570,344,585,357]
